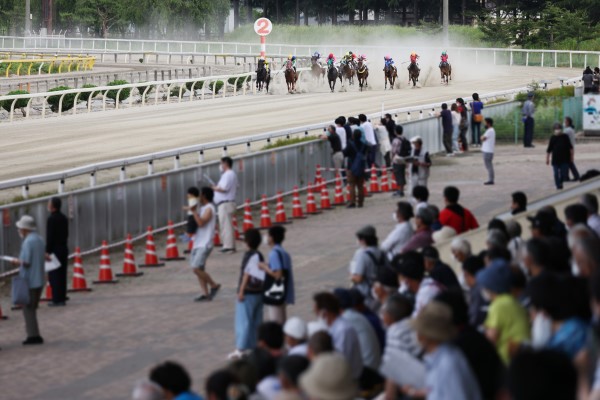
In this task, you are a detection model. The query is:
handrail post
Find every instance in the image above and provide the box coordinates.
[147,161,154,175]
[174,155,180,170]
[90,172,96,187]
[58,179,65,194]
[198,150,205,163]
[22,185,29,199]
[120,166,126,181]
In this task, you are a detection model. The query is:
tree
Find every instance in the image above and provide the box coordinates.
[75,0,128,37]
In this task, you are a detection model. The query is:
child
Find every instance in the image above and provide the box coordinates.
[183,187,200,242]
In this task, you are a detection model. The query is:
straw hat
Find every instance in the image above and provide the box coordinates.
[299,354,357,400]
[15,215,36,231]
[410,301,457,342]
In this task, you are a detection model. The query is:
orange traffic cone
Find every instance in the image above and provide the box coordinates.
[39,281,52,302]
[184,236,193,254]
[380,170,390,192]
[117,234,143,277]
[0,303,7,320]
[334,173,345,206]
[161,221,185,261]
[275,191,291,224]
[292,186,306,219]
[320,182,332,210]
[243,199,254,232]
[214,227,223,247]
[369,165,380,193]
[94,241,118,284]
[364,181,372,197]
[390,170,399,191]
[233,216,242,240]
[139,227,165,268]
[306,183,320,214]
[314,164,324,190]
[259,195,273,229]
[69,247,92,292]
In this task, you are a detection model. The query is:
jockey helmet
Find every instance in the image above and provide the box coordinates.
[384,55,391,60]
[259,56,265,60]
[328,53,334,58]
[288,54,292,59]
[349,51,353,55]
[313,51,320,57]
[442,51,447,56]
[411,51,416,56]
[292,56,296,61]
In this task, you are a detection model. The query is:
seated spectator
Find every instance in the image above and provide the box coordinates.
[276,356,310,400]
[428,205,443,232]
[312,292,363,379]
[487,218,508,238]
[381,294,422,358]
[406,301,483,400]
[422,246,461,290]
[508,349,577,400]
[511,191,527,215]
[527,213,571,274]
[484,246,512,265]
[462,255,487,329]
[538,205,568,241]
[349,225,387,310]
[348,288,386,352]
[149,361,202,400]
[510,266,528,305]
[439,186,479,234]
[299,354,357,400]
[571,235,600,278]
[565,203,590,229]
[248,348,279,400]
[283,317,308,356]
[401,207,434,253]
[205,370,241,400]
[432,226,457,244]
[581,193,600,237]
[258,322,285,358]
[394,251,442,317]
[523,238,552,279]
[435,290,507,400]
[450,237,472,264]
[371,263,400,314]
[307,331,334,361]
[381,202,414,259]
[477,259,530,364]
[333,288,382,370]
[412,185,429,213]
[486,229,509,251]
[506,220,525,267]
[132,379,165,400]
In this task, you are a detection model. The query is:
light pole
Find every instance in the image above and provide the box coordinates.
[443,0,449,47]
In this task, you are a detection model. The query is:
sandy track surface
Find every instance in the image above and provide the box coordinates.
[0,66,578,182]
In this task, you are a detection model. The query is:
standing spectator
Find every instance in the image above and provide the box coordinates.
[451,103,462,153]
[150,361,202,400]
[412,185,429,213]
[439,103,454,156]
[320,125,343,172]
[213,157,238,254]
[383,113,396,143]
[349,225,387,310]
[381,202,414,259]
[283,317,308,356]
[334,117,348,150]
[359,114,377,167]
[12,215,45,345]
[439,186,480,234]
[581,193,600,237]
[406,301,483,400]
[594,67,600,93]
[188,187,221,302]
[470,93,485,147]
[230,228,265,360]
[312,292,363,379]
[522,92,536,148]
[401,207,434,253]
[546,122,573,190]
[259,226,294,324]
[46,197,69,307]
[394,251,441,317]
[343,129,368,209]
[375,118,392,168]
[583,67,595,94]
[409,136,432,190]
[390,125,411,197]
[481,118,496,185]
[511,191,528,215]
[456,98,469,152]
[477,259,530,364]
[563,116,580,182]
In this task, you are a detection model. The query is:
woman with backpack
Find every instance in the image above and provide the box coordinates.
[344,129,368,208]
[391,125,412,197]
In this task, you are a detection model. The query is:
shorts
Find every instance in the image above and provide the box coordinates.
[190,246,213,270]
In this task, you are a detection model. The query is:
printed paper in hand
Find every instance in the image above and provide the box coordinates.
[245,254,266,281]
[1,255,18,263]
[203,174,216,186]
[379,348,426,389]
[45,254,62,272]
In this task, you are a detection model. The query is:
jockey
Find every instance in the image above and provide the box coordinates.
[439,51,449,67]
[357,54,368,71]
[326,53,336,67]
[312,51,322,67]
[343,51,356,67]
[383,54,395,70]
[288,54,297,72]
[409,51,419,65]
[264,60,270,73]
[256,56,265,73]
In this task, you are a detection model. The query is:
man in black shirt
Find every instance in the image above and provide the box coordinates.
[321,125,343,171]
[439,103,454,155]
[546,122,573,190]
[46,197,69,306]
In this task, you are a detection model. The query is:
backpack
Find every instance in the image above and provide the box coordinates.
[398,136,412,157]
[262,249,288,306]
[350,142,367,178]
[365,250,389,287]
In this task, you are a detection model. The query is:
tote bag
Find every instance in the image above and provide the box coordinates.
[12,276,30,306]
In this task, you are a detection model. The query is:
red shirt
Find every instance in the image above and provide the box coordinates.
[439,206,479,234]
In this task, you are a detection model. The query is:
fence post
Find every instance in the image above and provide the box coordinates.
[90,172,96,187]
[58,179,65,194]
[120,166,126,181]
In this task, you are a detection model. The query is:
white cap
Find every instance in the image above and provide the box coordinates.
[283,316,307,340]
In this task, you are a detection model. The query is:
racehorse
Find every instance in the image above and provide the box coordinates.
[284,60,298,92]
[408,62,420,87]
[384,65,397,90]
[327,63,339,92]
[311,56,325,83]
[440,62,452,85]
[256,59,270,92]
[340,61,355,86]
[356,59,368,91]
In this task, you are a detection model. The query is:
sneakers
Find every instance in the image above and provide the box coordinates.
[194,295,211,302]
[219,248,236,254]
[227,349,246,360]
[484,181,494,185]
[23,336,44,345]
[210,284,221,299]
[445,153,455,157]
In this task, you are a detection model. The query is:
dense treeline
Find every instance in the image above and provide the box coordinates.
[0,0,598,46]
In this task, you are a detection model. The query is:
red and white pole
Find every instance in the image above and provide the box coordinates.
[260,36,266,59]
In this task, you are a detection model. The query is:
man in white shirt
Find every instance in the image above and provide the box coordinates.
[335,117,348,150]
[381,202,414,259]
[359,114,378,167]
[213,157,238,253]
[187,187,221,302]
[481,118,496,186]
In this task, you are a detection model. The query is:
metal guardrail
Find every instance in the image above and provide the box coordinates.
[2,36,600,68]
[0,56,95,77]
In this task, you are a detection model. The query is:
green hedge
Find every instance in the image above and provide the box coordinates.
[106,80,131,103]
[0,90,30,112]
[47,86,78,112]
[228,75,250,90]
[79,84,98,102]
[185,81,205,91]
[137,83,153,97]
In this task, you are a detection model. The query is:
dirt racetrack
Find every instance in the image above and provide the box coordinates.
[0,65,580,183]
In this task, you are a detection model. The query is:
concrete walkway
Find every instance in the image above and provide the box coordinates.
[0,142,598,400]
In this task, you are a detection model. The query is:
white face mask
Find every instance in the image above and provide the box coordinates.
[392,213,398,222]
[531,313,553,348]
[219,165,224,173]
[481,289,492,302]
[317,311,329,327]
[571,261,580,277]
[262,234,269,246]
